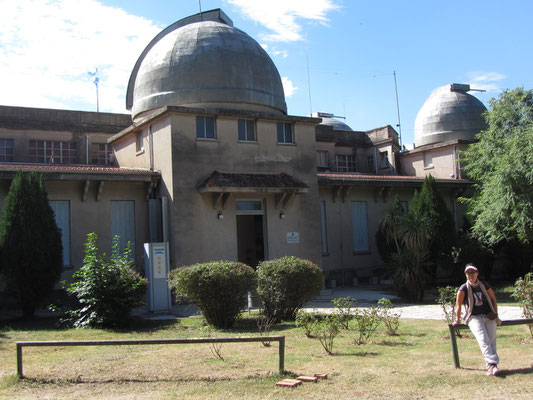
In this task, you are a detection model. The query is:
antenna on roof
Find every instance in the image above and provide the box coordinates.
[393,71,402,146]
[199,0,203,20]
[88,68,100,112]
[307,56,313,116]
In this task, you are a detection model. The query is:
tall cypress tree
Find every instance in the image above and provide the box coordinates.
[0,171,62,317]
[409,175,456,265]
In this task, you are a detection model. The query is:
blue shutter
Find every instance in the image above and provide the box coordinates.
[352,201,368,252]
[111,201,135,257]
[49,201,70,265]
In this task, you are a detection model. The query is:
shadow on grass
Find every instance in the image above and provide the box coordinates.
[372,340,414,347]
[334,351,380,357]
[21,372,280,385]
[497,366,533,378]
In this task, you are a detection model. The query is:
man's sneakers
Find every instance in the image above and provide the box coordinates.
[487,364,500,376]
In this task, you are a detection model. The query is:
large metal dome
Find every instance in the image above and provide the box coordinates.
[126,9,287,120]
[414,83,487,147]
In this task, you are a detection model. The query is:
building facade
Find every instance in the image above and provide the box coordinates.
[0,9,487,302]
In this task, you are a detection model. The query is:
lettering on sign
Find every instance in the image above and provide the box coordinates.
[287,232,299,244]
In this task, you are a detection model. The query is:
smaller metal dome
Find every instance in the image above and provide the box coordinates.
[414,83,487,147]
[313,112,353,131]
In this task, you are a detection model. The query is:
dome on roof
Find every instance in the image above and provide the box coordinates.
[312,112,353,131]
[127,12,286,120]
[414,83,487,147]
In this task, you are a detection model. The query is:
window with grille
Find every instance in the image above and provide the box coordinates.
[29,140,77,164]
[91,143,112,165]
[0,138,14,162]
[335,154,356,172]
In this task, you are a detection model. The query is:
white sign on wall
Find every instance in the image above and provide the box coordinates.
[287,232,299,243]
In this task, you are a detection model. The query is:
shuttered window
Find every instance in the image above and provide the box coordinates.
[49,200,70,266]
[351,201,369,252]
[111,200,135,258]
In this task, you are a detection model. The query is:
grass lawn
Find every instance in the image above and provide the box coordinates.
[0,313,532,400]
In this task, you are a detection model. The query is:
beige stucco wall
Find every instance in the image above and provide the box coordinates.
[400,144,461,179]
[0,179,149,283]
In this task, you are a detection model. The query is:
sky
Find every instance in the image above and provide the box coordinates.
[1,0,532,146]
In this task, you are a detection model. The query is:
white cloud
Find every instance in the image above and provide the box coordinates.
[226,0,339,42]
[282,77,298,97]
[467,71,507,92]
[0,0,161,112]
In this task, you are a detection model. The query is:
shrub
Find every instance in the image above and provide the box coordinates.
[353,307,381,345]
[331,296,356,329]
[295,310,321,338]
[377,298,401,336]
[511,272,533,338]
[168,260,256,329]
[0,171,63,317]
[436,286,464,337]
[257,256,323,321]
[64,233,147,329]
[310,314,343,355]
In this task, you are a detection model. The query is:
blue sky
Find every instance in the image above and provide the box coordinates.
[1,0,532,146]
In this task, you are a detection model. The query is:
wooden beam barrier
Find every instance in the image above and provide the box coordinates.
[448,318,533,368]
[16,335,286,378]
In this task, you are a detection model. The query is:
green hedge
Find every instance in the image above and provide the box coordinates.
[168,261,256,328]
[257,256,323,321]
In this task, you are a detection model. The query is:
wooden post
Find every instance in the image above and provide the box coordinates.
[279,336,285,374]
[448,325,461,368]
[16,343,23,378]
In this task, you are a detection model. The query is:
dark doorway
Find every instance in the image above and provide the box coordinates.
[237,214,265,269]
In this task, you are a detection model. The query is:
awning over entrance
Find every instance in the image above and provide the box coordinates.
[197,170,309,209]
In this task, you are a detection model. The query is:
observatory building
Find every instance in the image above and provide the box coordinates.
[0,9,486,305]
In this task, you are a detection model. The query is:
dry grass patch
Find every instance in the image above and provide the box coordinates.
[0,315,532,399]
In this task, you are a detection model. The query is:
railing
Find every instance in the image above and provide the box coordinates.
[16,336,285,378]
[448,318,533,368]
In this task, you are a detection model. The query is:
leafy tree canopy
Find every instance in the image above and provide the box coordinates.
[461,87,533,246]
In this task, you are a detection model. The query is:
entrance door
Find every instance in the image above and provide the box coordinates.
[236,200,266,269]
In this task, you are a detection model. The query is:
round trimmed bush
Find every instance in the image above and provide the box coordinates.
[257,256,323,321]
[168,261,256,328]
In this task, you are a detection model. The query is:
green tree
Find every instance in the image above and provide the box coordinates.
[461,87,533,246]
[409,174,456,258]
[0,171,63,317]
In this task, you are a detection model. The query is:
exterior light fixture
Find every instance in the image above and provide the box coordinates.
[217,211,224,220]
[279,210,286,219]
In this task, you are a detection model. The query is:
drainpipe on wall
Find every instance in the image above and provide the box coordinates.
[85,135,89,164]
[453,144,457,179]
[374,147,378,174]
[149,125,154,171]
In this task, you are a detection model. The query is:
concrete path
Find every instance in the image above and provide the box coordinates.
[139,285,524,321]
[1,285,525,322]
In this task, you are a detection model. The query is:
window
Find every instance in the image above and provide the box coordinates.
[0,138,14,162]
[316,150,329,168]
[238,119,256,141]
[236,200,264,214]
[49,201,70,266]
[135,131,144,152]
[424,151,433,168]
[320,201,328,254]
[379,151,389,168]
[91,143,112,165]
[335,154,356,172]
[196,116,216,139]
[401,201,408,213]
[111,200,135,258]
[29,140,77,164]
[276,122,293,144]
[352,201,369,252]
[366,154,375,173]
